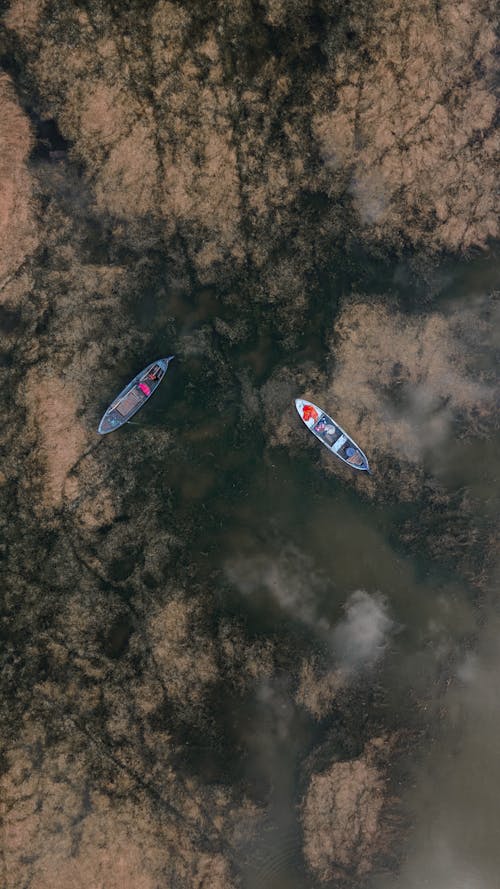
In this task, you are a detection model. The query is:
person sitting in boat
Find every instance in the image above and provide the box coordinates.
[323,423,337,444]
[345,445,363,465]
[148,364,162,380]
[315,418,337,444]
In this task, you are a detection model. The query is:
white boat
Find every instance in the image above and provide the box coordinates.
[295,399,370,473]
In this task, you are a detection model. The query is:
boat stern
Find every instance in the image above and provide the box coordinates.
[97,410,123,434]
[352,453,371,473]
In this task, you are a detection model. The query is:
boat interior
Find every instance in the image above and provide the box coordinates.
[142,364,163,382]
[313,415,343,447]
[313,414,365,465]
[115,387,145,417]
[345,449,365,466]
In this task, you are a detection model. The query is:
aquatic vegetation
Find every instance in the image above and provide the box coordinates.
[0,74,38,287]
[302,736,401,883]
[1,0,498,886]
[313,0,498,251]
[2,722,247,889]
[5,0,497,330]
[24,375,87,507]
[328,299,498,467]
[295,657,348,720]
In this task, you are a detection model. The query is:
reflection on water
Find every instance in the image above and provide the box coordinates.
[373,614,500,889]
[190,450,479,886]
[101,250,499,887]
[234,679,312,889]
[204,451,473,647]
[432,435,500,514]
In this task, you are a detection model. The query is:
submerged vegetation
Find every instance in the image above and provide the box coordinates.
[1,1,498,886]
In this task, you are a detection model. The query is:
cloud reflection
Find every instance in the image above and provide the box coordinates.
[225,547,394,671]
[372,614,500,889]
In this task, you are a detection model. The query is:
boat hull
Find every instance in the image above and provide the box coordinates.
[98,357,174,434]
[295,398,370,472]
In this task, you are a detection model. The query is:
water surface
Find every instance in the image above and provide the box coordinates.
[124,249,499,887]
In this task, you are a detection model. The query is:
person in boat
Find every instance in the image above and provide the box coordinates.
[345,445,363,465]
[148,364,162,381]
[315,418,337,445]
[324,423,338,444]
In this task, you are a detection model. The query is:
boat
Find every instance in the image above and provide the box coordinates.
[98,357,174,434]
[295,399,370,473]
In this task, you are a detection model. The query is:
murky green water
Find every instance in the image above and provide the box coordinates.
[102,247,499,887]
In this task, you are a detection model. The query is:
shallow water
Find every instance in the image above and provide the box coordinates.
[2,5,499,884]
[116,249,499,887]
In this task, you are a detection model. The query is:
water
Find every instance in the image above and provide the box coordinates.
[117,249,499,887]
[5,183,497,885]
[198,450,478,887]
[3,8,498,885]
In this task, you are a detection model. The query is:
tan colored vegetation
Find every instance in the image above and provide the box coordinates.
[2,726,242,889]
[145,594,219,706]
[0,74,38,289]
[22,7,244,267]
[4,0,494,292]
[18,252,126,519]
[3,0,46,37]
[219,621,275,688]
[313,0,498,250]
[1,0,496,338]
[295,657,348,719]
[302,737,398,882]
[1,3,498,887]
[24,374,88,508]
[325,300,494,467]
[2,576,268,888]
[266,298,496,484]
[2,734,161,889]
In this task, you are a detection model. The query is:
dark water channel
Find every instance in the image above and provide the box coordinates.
[107,247,499,888]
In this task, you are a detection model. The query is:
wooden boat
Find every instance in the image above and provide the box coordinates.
[295,399,370,473]
[98,357,174,434]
